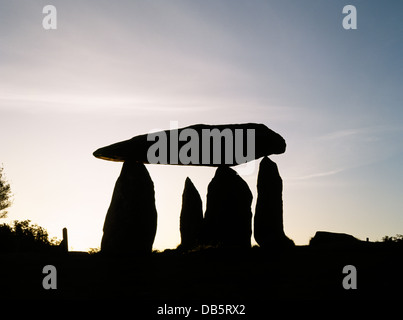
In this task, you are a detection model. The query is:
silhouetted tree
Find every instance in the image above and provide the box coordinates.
[0,220,60,252]
[0,165,12,219]
[382,234,403,243]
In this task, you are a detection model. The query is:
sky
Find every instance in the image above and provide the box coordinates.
[1,0,402,251]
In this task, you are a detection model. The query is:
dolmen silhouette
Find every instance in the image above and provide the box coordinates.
[94,123,293,254]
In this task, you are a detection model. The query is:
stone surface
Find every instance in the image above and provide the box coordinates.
[179,177,203,250]
[309,231,362,247]
[93,123,286,166]
[101,161,157,255]
[254,157,294,250]
[202,166,252,248]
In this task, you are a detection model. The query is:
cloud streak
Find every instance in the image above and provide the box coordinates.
[288,168,345,181]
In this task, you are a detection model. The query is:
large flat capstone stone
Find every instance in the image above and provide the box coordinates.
[93,123,286,166]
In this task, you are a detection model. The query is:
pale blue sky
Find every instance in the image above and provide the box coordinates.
[1,0,402,250]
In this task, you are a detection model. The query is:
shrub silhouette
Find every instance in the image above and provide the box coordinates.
[382,234,403,243]
[381,234,403,249]
[0,165,12,219]
[0,220,60,252]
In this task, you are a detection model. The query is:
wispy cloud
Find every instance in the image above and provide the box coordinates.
[318,129,360,141]
[288,168,345,181]
[318,126,403,142]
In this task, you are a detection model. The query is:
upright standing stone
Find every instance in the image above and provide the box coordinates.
[179,177,203,250]
[101,161,157,255]
[61,227,68,253]
[254,157,294,250]
[202,166,252,248]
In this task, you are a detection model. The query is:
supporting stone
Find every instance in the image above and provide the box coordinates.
[254,157,294,250]
[101,161,157,255]
[202,166,252,248]
[179,177,203,250]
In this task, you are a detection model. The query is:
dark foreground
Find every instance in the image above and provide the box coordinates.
[1,244,402,304]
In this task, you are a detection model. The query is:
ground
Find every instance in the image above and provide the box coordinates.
[1,244,402,305]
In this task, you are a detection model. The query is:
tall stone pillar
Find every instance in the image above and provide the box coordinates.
[101,161,157,255]
[254,157,294,250]
[179,177,203,250]
[203,166,252,248]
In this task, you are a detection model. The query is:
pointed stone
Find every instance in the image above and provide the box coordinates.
[254,157,294,250]
[101,161,157,255]
[202,166,252,248]
[179,178,203,250]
